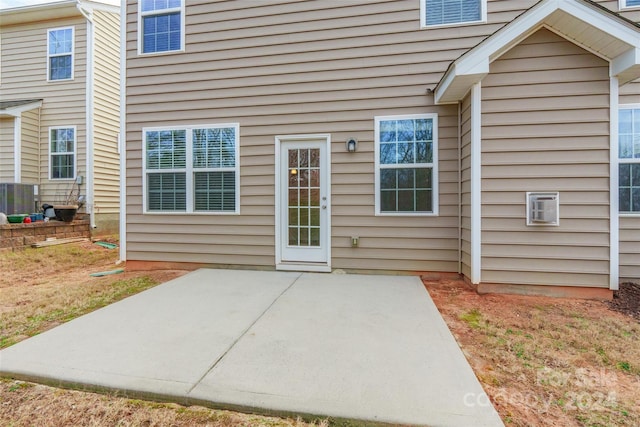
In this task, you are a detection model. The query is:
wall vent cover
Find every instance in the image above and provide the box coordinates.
[526,192,559,226]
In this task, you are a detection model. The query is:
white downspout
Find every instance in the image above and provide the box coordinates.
[118,0,127,262]
[14,115,21,183]
[78,2,96,229]
[457,101,462,275]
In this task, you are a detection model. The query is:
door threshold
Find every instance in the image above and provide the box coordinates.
[276,262,331,273]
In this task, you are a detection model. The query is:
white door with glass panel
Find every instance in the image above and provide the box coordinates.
[278,138,329,266]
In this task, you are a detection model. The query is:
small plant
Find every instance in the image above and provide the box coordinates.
[616,361,631,372]
[460,308,483,329]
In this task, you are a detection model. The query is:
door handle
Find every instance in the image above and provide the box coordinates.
[322,205,327,209]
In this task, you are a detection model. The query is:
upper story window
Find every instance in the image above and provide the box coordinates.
[139,0,184,54]
[620,0,640,10]
[619,106,640,214]
[421,0,485,28]
[374,114,438,216]
[47,27,74,81]
[143,124,240,213]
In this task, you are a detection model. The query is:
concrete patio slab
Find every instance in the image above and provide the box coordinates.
[0,269,503,426]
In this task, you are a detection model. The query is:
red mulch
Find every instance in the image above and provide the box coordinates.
[607,282,640,321]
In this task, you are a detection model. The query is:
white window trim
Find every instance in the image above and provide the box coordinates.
[137,0,185,56]
[47,26,74,82]
[420,0,487,29]
[620,0,640,10]
[374,113,439,216]
[48,125,77,181]
[142,123,240,214]
[618,103,640,216]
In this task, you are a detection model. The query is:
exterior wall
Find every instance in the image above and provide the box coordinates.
[480,29,611,288]
[20,108,40,184]
[92,10,121,233]
[460,93,472,278]
[125,0,472,271]
[124,0,640,277]
[0,117,15,182]
[0,16,87,208]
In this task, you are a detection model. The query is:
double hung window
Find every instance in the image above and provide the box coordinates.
[50,127,76,179]
[47,27,74,81]
[144,124,239,213]
[139,0,183,54]
[619,107,640,213]
[375,114,438,215]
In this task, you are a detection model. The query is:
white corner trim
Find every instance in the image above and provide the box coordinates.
[14,116,22,183]
[119,0,127,262]
[470,82,482,285]
[610,77,619,291]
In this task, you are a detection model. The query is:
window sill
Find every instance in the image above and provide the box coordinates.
[420,19,486,30]
[143,210,240,215]
[137,48,185,57]
[375,211,439,217]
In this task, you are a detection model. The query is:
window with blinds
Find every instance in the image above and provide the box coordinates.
[144,124,239,213]
[422,0,484,27]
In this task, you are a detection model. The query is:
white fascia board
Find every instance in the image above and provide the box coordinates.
[78,0,119,14]
[0,100,43,117]
[612,48,640,82]
[435,63,488,104]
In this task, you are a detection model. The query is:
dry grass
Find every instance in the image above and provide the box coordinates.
[0,241,327,427]
[0,379,328,427]
[426,278,640,427]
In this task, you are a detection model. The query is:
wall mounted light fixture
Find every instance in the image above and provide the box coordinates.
[346,138,357,152]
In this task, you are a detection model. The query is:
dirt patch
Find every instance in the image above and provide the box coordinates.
[425,277,640,427]
[608,282,640,321]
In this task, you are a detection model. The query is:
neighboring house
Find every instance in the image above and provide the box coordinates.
[0,0,120,233]
[121,0,640,298]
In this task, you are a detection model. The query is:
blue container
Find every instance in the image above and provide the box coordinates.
[30,213,44,222]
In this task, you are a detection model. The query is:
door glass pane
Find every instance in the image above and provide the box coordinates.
[287,148,321,247]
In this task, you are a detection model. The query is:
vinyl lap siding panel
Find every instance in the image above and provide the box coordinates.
[92,10,121,218]
[0,118,15,182]
[0,17,87,206]
[460,93,472,278]
[20,108,40,184]
[620,217,640,280]
[480,29,611,288]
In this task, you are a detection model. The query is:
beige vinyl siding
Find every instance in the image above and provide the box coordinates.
[618,84,640,280]
[0,118,15,182]
[92,10,121,220]
[460,93,472,278]
[0,17,87,207]
[480,29,611,287]
[620,217,640,280]
[20,108,40,184]
[125,0,493,270]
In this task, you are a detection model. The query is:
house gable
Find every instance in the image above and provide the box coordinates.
[435,0,640,104]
